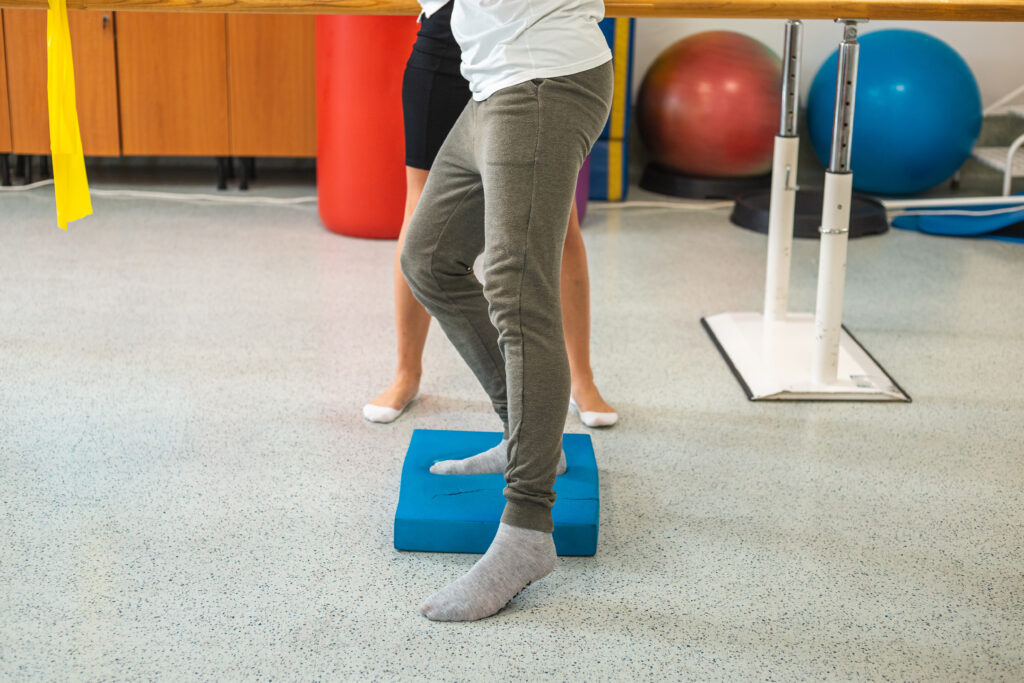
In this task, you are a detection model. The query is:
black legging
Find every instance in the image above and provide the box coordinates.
[401,3,473,170]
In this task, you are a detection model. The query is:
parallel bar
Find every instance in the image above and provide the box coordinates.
[2,0,1024,20]
[778,20,803,139]
[827,22,860,175]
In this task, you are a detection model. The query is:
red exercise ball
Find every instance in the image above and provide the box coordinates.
[317,16,419,239]
[638,31,782,178]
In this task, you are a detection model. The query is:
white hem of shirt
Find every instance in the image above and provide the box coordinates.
[470,53,613,102]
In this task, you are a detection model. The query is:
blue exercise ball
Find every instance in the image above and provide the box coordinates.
[807,29,982,196]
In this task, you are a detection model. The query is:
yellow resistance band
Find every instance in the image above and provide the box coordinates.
[47,0,92,229]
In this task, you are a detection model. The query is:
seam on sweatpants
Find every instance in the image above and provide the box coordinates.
[507,80,545,501]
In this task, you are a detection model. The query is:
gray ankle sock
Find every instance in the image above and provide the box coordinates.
[421,522,556,621]
[429,439,567,475]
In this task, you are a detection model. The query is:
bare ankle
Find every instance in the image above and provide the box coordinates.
[392,370,422,388]
[571,379,597,399]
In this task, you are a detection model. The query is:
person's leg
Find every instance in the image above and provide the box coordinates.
[365,26,472,422]
[427,197,614,471]
[401,106,512,434]
[370,175,616,428]
[363,167,432,422]
[561,201,617,426]
[419,63,614,621]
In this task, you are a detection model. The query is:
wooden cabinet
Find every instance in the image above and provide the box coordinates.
[2,9,120,156]
[1,12,315,160]
[227,15,315,157]
[116,14,231,156]
[0,14,12,153]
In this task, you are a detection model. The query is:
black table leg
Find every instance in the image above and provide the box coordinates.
[239,156,255,191]
[216,157,229,190]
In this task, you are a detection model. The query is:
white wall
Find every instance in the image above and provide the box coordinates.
[633,19,1024,108]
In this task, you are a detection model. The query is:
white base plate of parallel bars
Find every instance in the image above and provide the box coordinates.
[702,313,909,401]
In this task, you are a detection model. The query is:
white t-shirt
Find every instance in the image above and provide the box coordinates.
[419,0,612,101]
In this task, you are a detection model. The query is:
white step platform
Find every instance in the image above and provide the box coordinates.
[702,312,911,402]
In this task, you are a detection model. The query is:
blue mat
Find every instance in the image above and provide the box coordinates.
[892,192,1024,244]
[394,429,599,556]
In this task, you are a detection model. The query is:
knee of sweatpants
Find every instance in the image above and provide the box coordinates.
[481,249,561,332]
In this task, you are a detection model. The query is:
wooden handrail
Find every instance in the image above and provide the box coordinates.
[1,0,1023,21]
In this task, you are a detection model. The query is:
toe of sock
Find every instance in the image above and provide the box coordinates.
[421,600,485,622]
[421,597,460,621]
[363,403,400,423]
[580,410,618,427]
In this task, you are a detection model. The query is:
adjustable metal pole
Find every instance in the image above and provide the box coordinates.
[812,20,861,386]
[763,20,803,324]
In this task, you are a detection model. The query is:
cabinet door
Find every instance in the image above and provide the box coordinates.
[69,10,120,155]
[227,15,315,157]
[2,9,120,156]
[116,14,229,156]
[0,13,12,153]
[3,10,47,154]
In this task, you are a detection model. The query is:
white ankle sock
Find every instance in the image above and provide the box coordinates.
[570,397,618,428]
[362,394,418,424]
[421,522,555,621]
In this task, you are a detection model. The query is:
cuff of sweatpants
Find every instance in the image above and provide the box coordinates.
[501,498,553,533]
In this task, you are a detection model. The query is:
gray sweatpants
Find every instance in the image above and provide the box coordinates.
[401,62,613,533]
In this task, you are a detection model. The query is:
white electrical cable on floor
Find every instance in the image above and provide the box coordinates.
[7,174,1018,218]
[4,181,731,211]
[880,194,1024,210]
[887,205,1024,218]
[91,189,317,205]
[1,178,317,205]
[0,179,56,191]
[589,200,734,211]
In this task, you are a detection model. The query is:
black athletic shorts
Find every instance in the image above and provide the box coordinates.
[401,2,472,170]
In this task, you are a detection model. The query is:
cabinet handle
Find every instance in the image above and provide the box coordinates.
[102,14,110,30]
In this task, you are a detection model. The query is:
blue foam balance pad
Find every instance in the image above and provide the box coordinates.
[394,429,599,556]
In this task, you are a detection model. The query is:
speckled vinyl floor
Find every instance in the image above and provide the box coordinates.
[2,177,1022,681]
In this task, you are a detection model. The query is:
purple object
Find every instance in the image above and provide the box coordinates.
[575,155,591,223]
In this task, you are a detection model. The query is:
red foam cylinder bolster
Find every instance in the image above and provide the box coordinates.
[316,16,419,239]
